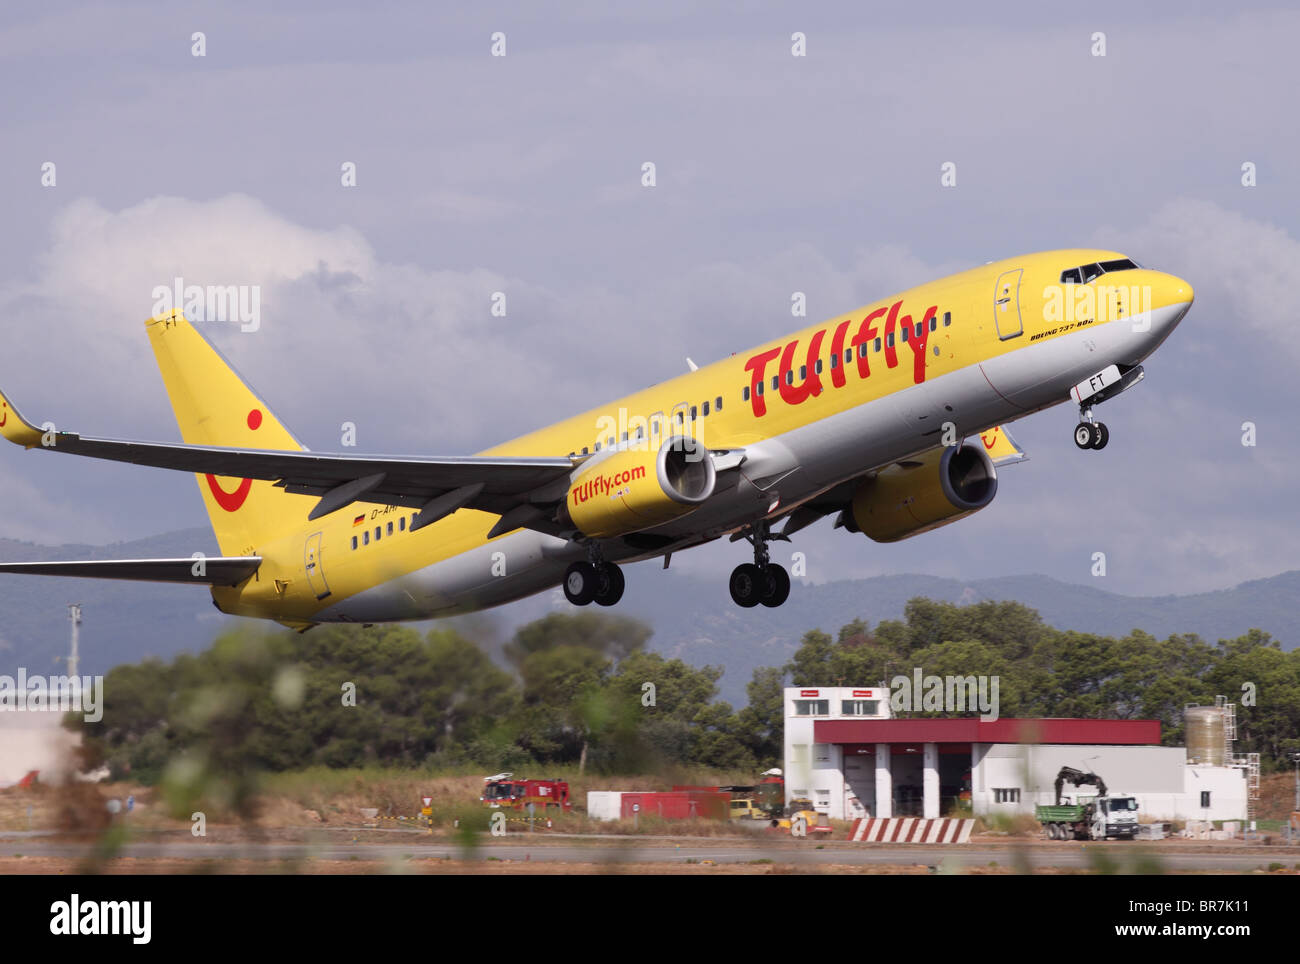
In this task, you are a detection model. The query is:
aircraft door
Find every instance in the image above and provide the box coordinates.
[993,268,1024,340]
[305,531,331,600]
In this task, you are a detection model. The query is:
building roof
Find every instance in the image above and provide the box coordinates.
[813,717,1160,746]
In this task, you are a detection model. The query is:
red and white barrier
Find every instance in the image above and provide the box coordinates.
[848,817,973,843]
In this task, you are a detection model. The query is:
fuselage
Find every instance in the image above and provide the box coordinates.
[212,249,1192,627]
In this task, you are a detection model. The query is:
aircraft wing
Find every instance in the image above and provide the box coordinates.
[0,557,262,586]
[0,387,578,533]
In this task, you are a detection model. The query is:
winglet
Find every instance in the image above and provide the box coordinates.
[978,424,1029,466]
[0,386,46,448]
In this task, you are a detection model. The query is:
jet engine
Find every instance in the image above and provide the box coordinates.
[563,436,715,539]
[845,442,997,543]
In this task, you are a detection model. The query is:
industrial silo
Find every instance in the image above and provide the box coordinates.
[1185,706,1226,765]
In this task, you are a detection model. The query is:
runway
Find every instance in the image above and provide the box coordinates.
[0,832,1291,873]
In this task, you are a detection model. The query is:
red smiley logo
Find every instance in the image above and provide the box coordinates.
[205,409,261,512]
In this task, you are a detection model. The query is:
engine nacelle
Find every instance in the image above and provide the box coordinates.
[564,436,715,539]
[847,443,997,543]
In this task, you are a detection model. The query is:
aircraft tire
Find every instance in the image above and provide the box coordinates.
[1074,423,1094,449]
[594,563,625,606]
[563,561,598,606]
[1090,422,1109,449]
[729,563,764,608]
[760,564,791,607]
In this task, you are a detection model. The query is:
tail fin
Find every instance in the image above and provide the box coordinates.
[146,310,315,556]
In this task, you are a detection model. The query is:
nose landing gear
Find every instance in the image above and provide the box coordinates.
[729,520,791,608]
[1074,408,1109,450]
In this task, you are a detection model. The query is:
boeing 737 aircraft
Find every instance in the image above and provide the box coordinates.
[0,250,1192,628]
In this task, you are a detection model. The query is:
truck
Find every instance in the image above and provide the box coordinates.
[1034,767,1139,841]
[480,773,572,812]
[672,768,787,821]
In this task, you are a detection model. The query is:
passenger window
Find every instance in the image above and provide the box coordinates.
[689,406,697,419]
[900,327,909,343]
[582,446,589,455]
[375,526,381,541]
[621,431,628,441]
[814,359,822,374]
[756,381,764,396]
[915,322,923,337]
[399,517,406,531]
[858,343,867,358]
[874,337,882,351]
[830,353,838,369]
[387,521,394,536]
[595,441,602,451]
[743,386,751,401]
[771,375,779,390]
[887,333,894,347]
[702,400,710,416]
[352,536,358,550]
[784,371,793,386]
[929,316,937,332]
[363,531,370,546]
[845,349,852,363]
[607,436,614,446]
[715,396,722,411]
[799,364,806,380]
[943,312,951,327]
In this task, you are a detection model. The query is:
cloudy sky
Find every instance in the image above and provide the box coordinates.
[1,1,1297,600]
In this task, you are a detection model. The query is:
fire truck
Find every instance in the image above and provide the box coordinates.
[480,773,572,811]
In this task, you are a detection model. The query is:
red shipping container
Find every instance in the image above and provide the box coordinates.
[620,791,729,821]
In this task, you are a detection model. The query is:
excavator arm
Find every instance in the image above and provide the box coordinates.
[1053,767,1108,804]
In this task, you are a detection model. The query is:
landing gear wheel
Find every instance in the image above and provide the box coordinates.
[1090,422,1109,450]
[563,561,598,606]
[729,563,764,608]
[1074,423,1094,449]
[760,564,791,608]
[593,563,625,607]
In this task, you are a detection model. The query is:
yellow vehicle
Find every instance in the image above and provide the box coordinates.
[728,796,766,820]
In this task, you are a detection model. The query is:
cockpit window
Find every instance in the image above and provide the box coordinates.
[1098,258,1138,273]
[1062,258,1139,284]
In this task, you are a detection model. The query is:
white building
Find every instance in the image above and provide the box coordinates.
[783,687,1253,823]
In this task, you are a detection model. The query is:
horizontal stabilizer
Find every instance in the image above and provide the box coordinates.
[0,557,261,586]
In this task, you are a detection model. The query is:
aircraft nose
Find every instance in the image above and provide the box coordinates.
[1159,273,1194,309]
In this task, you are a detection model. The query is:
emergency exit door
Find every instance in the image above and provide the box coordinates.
[993,268,1024,340]
[305,531,331,600]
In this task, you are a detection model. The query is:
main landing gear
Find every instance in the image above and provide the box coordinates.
[729,520,791,609]
[1074,405,1109,451]
[563,546,625,607]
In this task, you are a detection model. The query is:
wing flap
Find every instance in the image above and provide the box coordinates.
[0,557,262,586]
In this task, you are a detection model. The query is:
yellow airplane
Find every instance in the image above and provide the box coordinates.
[0,249,1192,626]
